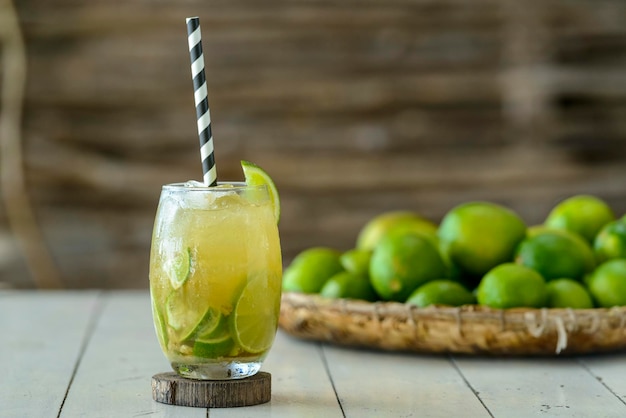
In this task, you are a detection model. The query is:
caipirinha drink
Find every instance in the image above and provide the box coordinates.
[149,180,282,380]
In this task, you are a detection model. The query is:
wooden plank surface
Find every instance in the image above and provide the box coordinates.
[59,292,203,418]
[60,292,343,418]
[0,291,100,418]
[453,357,626,417]
[213,331,344,418]
[323,345,489,417]
[4,291,626,417]
[579,355,626,405]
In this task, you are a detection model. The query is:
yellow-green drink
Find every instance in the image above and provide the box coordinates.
[149,182,282,380]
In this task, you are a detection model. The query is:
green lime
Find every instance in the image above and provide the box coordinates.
[544,195,615,242]
[586,259,626,307]
[339,249,372,277]
[232,275,278,354]
[241,160,280,223]
[593,220,626,263]
[282,247,343,293]
[192,334,235,359]
[405,280,475,307]
[545,279,594,309]
[515,229,595,281]
[356,211,438,251]
[527,225,554,238]
[319,271,378,301]
[370,231,447,302]
[438,202,527,278]
[476,263,547,309]
[169,247,191,289]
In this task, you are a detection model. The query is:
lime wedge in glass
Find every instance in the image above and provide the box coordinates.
[169,247,191,290]
[231,276,277,354]
[241,160,280,223]
[165,289,211,337]
[184,307,223,341]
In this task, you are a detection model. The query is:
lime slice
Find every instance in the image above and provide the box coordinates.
[151,296,169,348]
[232,276,278,354]
[193,334,235,359]
[241,160,280,223]
[198,313,230,339]
[165,290,209,338]
[169,248,191,289]
[183,307,223,341]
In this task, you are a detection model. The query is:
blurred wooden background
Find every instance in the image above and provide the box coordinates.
[0,0,625,288]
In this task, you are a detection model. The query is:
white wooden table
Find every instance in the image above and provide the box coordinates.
[3,291,626,417]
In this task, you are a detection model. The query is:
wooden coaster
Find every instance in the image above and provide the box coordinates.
[152,371,271,408]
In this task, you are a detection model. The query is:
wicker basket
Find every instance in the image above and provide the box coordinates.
[279,292,626,355]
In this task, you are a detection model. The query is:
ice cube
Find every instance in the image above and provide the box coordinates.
[183,180,205,188]
[180,190,217,209]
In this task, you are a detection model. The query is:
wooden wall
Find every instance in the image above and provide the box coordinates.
[1,0,625,288]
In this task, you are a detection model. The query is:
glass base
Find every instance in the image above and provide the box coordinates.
[172,360,262,380]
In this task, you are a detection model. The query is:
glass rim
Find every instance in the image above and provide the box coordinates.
[161,181,266,192]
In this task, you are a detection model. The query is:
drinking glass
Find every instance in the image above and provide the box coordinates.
[149,182,282,380]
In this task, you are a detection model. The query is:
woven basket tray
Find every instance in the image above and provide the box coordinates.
[279,292,626,355]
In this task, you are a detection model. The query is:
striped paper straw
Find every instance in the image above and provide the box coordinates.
[186,17,217,186]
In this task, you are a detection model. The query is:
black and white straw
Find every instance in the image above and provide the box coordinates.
[186,17,217,186]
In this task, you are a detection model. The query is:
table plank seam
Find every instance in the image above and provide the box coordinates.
[320,344,347,418]
[56,291,105,418]
[449,355,495,418]
[577,358,626,408]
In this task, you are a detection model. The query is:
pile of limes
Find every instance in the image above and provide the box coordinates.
[283,195,626,309]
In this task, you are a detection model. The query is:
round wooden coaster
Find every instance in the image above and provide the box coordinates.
[152,371,271,408]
